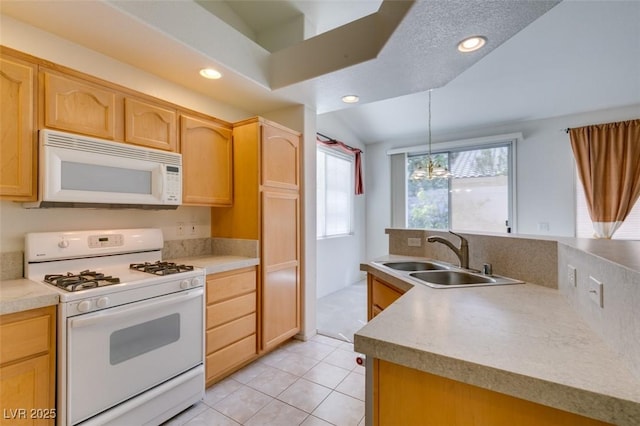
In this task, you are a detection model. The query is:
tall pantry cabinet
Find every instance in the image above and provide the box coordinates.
[211,117,301,353]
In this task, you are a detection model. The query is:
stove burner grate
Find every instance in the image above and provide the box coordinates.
[129,261,194,276]
[44,270,121,292]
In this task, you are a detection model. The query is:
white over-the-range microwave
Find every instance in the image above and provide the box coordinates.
[24,129,182,209]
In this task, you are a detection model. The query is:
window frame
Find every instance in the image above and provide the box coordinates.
[390,133,519,233]
[316,145,355,239]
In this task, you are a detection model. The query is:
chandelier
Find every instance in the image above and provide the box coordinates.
[410,89,452,180]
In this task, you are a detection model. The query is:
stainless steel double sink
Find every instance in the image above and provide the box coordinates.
[373,260,524,289]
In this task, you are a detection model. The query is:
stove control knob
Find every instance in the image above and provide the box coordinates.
[96,297,110,309]
[191,277,202,287]
[58,240,70,248]
[180,280,190,290]
[77,300,92,312]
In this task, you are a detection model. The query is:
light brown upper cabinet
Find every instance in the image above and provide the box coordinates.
[124,97,177,151]
[180,114,233,206]
[211,117,301,353]
[261,123,300,190]
[41,70,120,140]
[0,54,37,200]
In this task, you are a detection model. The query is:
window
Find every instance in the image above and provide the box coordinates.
[576,171,640,239]
[404,143,513,233]
[317,146,354,238]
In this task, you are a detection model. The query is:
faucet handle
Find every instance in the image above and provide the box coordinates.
[448,230,467,244]
[482,263,493,275]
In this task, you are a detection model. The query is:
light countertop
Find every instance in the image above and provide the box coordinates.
[0,278,59,315]
[168,255,259,275]
[1,256,258,316]
[355,256,640,425]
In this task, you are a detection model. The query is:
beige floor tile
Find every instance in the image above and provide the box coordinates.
[213,386,273,424]
[303,361,351,389]
[310,333,348,347]
[183,407,240,426]
[204,378,243,407]
[230,360,273,384]
[312,392,365,426]
[277,378,332,413]
[272,352,320,376]
[323,347,359,370]
[300,415,334,426]
[244,399,308,426]
[259,347,292,367]
[246,365,299,397]
[336,371,366,401]
[286,340,336,361]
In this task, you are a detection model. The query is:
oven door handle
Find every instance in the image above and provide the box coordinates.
[69,288,203,329]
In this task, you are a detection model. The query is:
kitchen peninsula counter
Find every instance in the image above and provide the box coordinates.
[0,278,59,315]
[356,257,640,425]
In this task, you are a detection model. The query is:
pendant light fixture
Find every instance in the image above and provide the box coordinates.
[410,89,452,180]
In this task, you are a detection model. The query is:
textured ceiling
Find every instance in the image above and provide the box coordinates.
[2,0,639,144]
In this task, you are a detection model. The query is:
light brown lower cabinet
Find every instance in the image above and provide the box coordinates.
[373,359,613,426]
[367,274,404,320]
[0,306,56,426]
[205,267,258,387]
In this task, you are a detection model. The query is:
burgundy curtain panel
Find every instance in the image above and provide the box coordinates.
[317,136,364,195]
[569,119,640,238]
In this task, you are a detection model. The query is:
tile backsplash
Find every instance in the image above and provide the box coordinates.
[2,238,259,281]
[387,228,558,288]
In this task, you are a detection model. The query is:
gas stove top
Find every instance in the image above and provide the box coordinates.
[44,270,121,292]
[130,261,195,276]
[25,229,204,304]
[42,262,196,292]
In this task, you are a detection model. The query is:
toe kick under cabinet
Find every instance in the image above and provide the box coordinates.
[205,266,258,387]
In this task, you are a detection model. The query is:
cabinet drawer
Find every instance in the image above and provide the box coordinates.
[206,334,256,381]
[207,292,256,329]
[206,313,256,354]
[206,269,256,304]
[372,279,403,312]
[0,313,51,365]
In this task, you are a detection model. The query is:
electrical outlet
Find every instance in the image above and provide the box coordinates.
[189,222,197,235]
[408,237,422,247]
[588,276,604,308]
[177,222,185,236]
[567,264,577,287]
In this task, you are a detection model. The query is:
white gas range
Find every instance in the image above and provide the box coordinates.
[25,228,205,426]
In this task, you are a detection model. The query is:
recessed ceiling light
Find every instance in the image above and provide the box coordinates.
[457,36,487,53]
[342,95,359,103]
[199,68,222,79]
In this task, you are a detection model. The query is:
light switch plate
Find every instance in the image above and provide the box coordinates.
[408,237,422,247]
[588,276,604,308]
[568,264,577,287]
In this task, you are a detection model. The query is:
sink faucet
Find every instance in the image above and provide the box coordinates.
[426,231,469,269]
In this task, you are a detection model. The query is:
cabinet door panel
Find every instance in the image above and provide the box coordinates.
[124,98,177,151]
[0,354,52,426]
[206,269,256,304]
[261,124,299,190]
[206,313,256,354]
[180,115,233,206]
[206,334,256,382]
[0,57,36,199]
[262,191,299,266]
[262,265,299,349]
[43,71,116,139]
[206,292,256,329]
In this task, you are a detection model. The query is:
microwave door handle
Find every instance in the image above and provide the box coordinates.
[157,165,165,199]
[69,288,203,329]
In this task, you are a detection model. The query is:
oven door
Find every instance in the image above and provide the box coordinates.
[66,288,203,425]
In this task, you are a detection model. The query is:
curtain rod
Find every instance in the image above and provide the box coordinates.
[316,132,362,153]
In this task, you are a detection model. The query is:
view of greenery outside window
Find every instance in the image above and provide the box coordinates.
[407,145,511,232]
[317,147,354,238]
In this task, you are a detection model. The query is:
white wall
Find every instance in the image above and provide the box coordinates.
[316,115,367,298]
[364,104,640,260]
